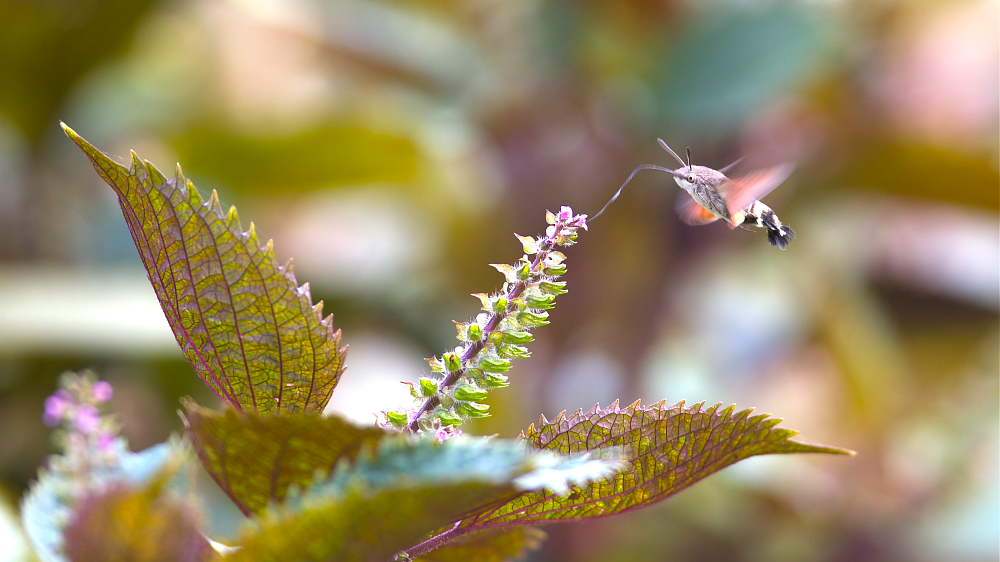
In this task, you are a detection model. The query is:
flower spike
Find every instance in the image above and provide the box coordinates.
[390,207,589,434]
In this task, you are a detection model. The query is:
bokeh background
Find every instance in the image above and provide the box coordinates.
[0,0,997,560]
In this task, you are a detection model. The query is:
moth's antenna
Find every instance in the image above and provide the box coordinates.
[656,138,687,168]
[719,156,744,175]
[589,164,679,222]
[684,146,692,168]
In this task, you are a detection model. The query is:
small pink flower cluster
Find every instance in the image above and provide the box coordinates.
[43,375,117,452]
[433,425,462,444]
[555,205,589,229]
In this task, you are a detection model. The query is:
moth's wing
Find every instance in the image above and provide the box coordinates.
[721,163,795,218]
[676,195,721,226]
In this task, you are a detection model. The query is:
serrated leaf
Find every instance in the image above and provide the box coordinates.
[63,479,212,562]
[413,527,546,562]
[231,437,596,562]
[21,471,67,562]
[458,400,852,530]
[62,124,346,413]
[182,401,388,516]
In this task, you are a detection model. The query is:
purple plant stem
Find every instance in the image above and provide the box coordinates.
[400,520,465,558]
[405,225,564,432]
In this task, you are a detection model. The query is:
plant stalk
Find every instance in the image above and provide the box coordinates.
[398,520,466,559]
[405,227,563,432]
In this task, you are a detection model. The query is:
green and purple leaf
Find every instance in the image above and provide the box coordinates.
[62,124,347,414]
[231,437,615,562]
[233,481,502,562]
[183,401,388,516]
[455,399,852,532]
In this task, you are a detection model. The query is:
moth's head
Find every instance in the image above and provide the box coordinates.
[671,166,696,190]
[658,138,699,190]
[671,165,723,191]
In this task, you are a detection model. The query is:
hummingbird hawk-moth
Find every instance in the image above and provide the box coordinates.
[591,139,796,249]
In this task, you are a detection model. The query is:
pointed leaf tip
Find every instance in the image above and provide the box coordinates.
[60,122,90,150]
[460,399,852,529]
[64,129,348,413]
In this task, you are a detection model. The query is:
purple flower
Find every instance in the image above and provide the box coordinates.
[43,393,71,426]
[435,426,462,443]
[97,432,117,452]
[92,381,113,403]
[557,206,574,221]
[73,404,101,433]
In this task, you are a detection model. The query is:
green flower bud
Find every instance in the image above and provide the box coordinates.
[556,233,579,246]
[517,311,550,327]
[543,263,568,276]
[436,410,463,426]
[493,297,509,314]
[517,261,532,280]
[498,344,530,359]
[454,384,488,401]
[540,280,568,295]
[526,294,556,310]
[386,411,408,426]
[479,356,512,373]
[482,372,510,388]
[456,401,491,418]
[511,298,527,312]
[443,352,463,372]
[468,323,483,341]
[488,331,505,346]
[502,330,534,344]
[418,377,439,397]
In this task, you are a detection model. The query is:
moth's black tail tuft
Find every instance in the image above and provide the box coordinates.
[766,224,794,250]
[745,204,795,250]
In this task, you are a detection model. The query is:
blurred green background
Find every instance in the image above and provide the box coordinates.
[0,0,996,560]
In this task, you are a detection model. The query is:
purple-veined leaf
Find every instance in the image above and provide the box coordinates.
[230,436,602,562]
[62,124,347,413]
[183,401,387,516]
[456,399,852,532]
